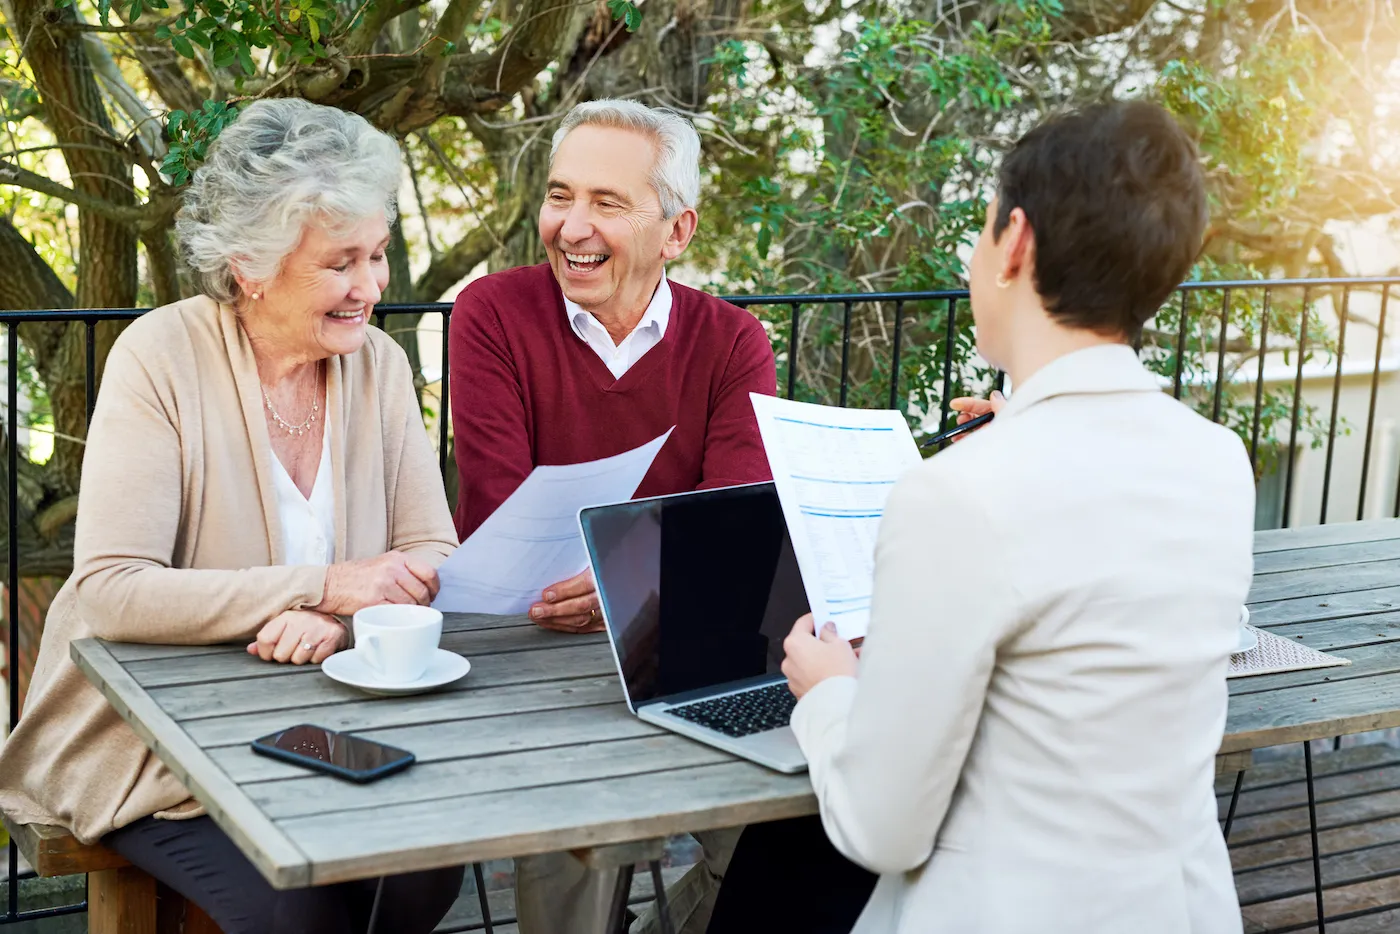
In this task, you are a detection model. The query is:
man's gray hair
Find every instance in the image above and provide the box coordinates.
[176,99,402,303]
[550,100,701,218]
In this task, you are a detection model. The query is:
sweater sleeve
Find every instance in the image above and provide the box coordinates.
[449,284,534,539]
[70,339,327,645]
[789,466,1018,874]
[698,317,777,489]
[379,337,458,563]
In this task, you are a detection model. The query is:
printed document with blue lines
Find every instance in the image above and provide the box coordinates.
[750,394,921,640]
[433,428,674,614]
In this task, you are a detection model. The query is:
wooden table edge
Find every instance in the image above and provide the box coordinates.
[71,637,314,890]
[1219,709,1400,756]
[299,792,820,886]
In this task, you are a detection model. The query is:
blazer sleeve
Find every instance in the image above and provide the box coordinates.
[449,285,534,539]
[70,341,327,645]
[380,338,457,563]
[789,465,1019,875]
[698,319,777,489]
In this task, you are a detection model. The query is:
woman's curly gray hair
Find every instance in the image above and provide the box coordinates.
[176,99,402,303]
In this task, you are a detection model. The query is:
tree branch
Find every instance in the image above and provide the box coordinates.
[78,15,167,160]
[414,193,524,301]
[0,160,149,225]
[49,15,178,33]
[342,0,435,57]
[419,0,480,92]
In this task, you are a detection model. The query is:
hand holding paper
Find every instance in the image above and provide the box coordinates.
[750,394,921,640]
[433,429,673,615]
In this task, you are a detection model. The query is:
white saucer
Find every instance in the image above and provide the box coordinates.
[1236,626,1259,655]
[322,649,470,696]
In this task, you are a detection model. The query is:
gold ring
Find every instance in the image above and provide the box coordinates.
[588,608,598,621]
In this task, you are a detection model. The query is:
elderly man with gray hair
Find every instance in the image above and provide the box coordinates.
[448,101,777,931]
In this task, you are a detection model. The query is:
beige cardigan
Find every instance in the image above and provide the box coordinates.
[0,296,457,844]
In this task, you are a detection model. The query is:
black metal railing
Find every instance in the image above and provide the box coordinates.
[2,274,1400,925]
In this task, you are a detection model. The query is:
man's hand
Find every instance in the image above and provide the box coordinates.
[782,613,858,699]
[315,551,441,616]
[948,390,1007,440]
[529,569,603,633]
[248,609,348,665]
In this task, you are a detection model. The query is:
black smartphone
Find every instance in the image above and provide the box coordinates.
[250,724,415,783]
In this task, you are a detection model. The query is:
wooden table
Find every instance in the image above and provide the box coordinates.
[1228,517,1400,758]
[69,517,1400,895]
[71,612,814,891]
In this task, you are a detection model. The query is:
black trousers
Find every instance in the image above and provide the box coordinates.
[706,816,877,934]
[104,816,463,934]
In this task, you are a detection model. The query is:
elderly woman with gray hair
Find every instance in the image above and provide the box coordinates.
[0,99,463,933]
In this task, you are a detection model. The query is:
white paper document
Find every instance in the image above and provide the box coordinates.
[751,394,921,640]
[433,429,674,614]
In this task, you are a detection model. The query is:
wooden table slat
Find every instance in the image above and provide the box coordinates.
[214,701,651,783]
[1247,558,1400,605]
[151,642,616,721]
[253,734,732,821]
[1245,584,1400,627]
[69,639,312,888]
[1227,640,1400,697]
[1253,519,1400,553]
[277,760,814,885]
[121,627,606,690]
[1221,668,1400,754]
[185,675,625,748]
[1252,538,1400,576]
[1259,611,1400,652]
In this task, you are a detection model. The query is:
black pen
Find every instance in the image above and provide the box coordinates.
[919,412,994,450]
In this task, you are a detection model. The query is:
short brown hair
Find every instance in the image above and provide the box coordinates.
[993,101,1207,341]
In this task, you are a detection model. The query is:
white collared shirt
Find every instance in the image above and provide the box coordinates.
[270,427,336,566]
[564,275,672,378]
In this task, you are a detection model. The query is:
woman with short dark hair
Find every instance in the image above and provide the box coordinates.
[763,100,1251,933]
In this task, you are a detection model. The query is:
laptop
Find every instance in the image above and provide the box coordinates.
[579,482,810,773]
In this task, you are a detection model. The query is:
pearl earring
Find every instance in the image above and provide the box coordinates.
[995,274,1011,289]
[250,292,262,300]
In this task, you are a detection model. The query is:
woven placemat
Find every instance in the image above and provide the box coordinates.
[1227,626,1351,679]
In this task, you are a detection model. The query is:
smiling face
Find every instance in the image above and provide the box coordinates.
[238,212,391,361]
[539,124,696,320]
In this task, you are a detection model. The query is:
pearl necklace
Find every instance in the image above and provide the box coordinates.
[262,364,321,438]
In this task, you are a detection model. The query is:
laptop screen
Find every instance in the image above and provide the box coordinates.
[582,483,810,707]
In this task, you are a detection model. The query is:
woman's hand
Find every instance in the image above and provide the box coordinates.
[948,390,1007,439]
[529,569,603,633]
[782,613,859,699]
[248,609,348,664]
[315,551,440,616]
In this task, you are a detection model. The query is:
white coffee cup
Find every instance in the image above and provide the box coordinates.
[352,605,443,684]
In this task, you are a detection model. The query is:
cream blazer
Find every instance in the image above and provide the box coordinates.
[0,296,456,844]
[792,344,1254,934]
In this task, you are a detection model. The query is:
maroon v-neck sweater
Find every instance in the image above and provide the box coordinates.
[449,263,777,539]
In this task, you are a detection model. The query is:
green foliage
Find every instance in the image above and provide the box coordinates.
[160,100,240,186]
[695,1,1345,466]
[606,0,642,33]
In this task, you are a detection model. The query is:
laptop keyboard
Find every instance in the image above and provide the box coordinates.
[666,682,797,738]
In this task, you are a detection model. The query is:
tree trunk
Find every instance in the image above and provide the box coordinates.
[0,219,73,311]
[11,0,139,495]
[382,219,425,399]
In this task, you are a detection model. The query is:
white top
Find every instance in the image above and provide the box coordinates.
[271,427,336,566]
[564,274,672,378]
[791,344,1254,934]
